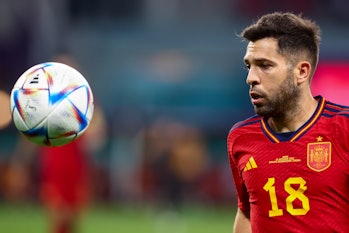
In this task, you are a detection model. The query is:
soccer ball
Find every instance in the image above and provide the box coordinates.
[10,62,94,146]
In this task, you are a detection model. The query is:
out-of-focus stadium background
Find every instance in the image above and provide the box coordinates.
[1,0,349,232]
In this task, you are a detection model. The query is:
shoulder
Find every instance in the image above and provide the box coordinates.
[227,115,262,142]
[227,115,262,156]
[229,115,262,132]
[323,100,349,118]
[320,100,349,132]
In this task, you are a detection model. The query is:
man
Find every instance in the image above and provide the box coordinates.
[228,12,349,232]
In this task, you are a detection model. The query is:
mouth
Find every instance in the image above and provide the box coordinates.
[250,91,264,105]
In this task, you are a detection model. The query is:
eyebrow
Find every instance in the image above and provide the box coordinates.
[244,57,275,65]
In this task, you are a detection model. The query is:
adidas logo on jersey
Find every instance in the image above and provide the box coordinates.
[244,157,258,171]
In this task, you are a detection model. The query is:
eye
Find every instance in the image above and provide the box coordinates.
[244,64,250,71]
[259,63,272,69]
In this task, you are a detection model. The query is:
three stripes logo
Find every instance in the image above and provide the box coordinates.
[30,74,40,84]
[243,157,258,171]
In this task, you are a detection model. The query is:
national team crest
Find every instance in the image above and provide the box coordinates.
[307,140,331,172]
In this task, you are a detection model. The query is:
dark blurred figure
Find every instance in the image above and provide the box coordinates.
[0,0,61,93]
[0,0,32,93]
[140,118,209,207]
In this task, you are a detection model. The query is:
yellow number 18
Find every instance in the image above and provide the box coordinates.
[263,177,310,217]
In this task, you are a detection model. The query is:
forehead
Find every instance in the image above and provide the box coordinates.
[244,38,284,63]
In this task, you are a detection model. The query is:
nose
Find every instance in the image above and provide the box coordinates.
[246,67,260,86]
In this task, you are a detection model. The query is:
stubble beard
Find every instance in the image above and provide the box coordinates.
[253,73,301,118]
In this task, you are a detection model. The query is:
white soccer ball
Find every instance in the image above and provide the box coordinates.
[10,62,94,146]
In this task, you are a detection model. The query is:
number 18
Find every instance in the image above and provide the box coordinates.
[263,177,310,217]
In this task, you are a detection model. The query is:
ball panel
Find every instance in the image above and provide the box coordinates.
[22,134,49,146]
[85,102,94,122]
[22,124,49,146]
[12,89,50,129]
[49,134,78,147]
[22,68,50,90]
[45,63,89,94]
[47,98,85,137]
[12,108,30,131]
[67,85,91,114]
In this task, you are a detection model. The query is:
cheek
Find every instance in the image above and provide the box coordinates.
[264,76,283,91]
[264,74,290,96]
[272,69,291,85]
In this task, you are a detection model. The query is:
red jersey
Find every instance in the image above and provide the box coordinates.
[39,136,92,210]
[228,96,349,232]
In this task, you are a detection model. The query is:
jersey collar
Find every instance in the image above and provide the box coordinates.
[261,96,326,143]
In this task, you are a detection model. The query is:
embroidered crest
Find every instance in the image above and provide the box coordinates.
[307,140,331,172]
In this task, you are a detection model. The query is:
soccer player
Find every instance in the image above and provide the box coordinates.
[227,12,349,232]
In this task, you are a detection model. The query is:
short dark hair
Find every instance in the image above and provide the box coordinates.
[241,12,321,75]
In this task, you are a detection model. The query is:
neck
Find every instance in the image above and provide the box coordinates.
[267,96,318,133]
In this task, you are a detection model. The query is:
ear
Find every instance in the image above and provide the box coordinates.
[295,61,311,85]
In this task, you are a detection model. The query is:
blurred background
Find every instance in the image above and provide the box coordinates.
[1,0,349,232]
